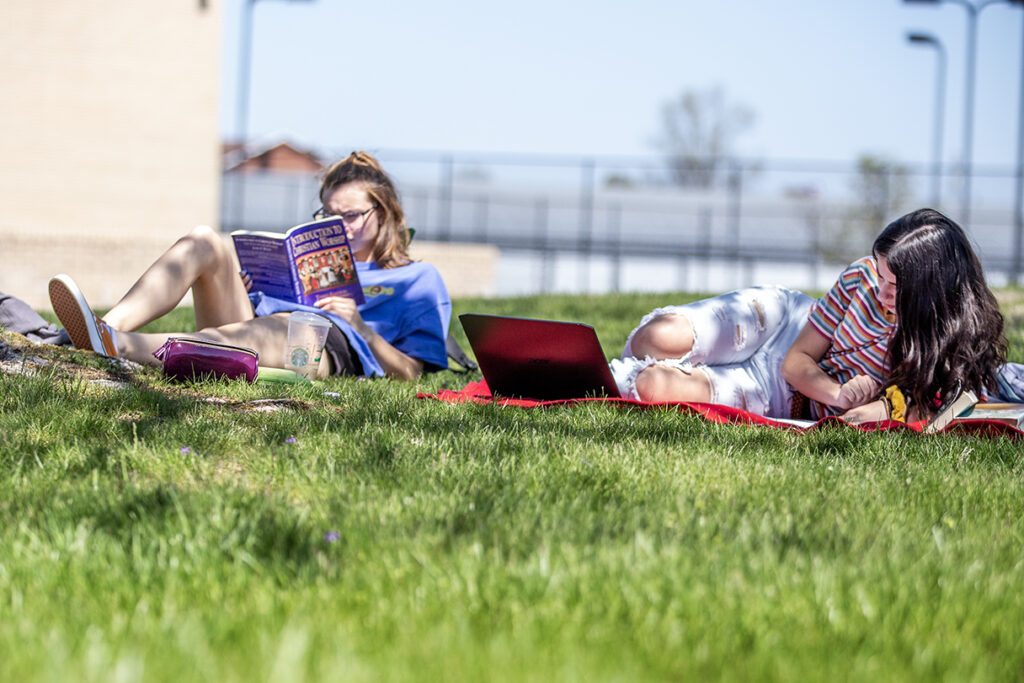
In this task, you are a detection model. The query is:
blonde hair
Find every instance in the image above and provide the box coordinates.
[319,151,411,269]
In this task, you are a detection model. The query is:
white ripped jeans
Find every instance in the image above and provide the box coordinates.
[610,286,814,417]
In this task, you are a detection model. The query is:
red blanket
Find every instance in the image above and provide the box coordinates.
[418,379,1023,438]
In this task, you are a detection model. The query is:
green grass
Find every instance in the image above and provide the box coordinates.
[3,290,1024,682]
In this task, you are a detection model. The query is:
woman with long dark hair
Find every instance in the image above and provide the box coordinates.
[612,208,1014,424]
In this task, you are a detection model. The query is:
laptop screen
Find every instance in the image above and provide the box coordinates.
[459,313,621,400]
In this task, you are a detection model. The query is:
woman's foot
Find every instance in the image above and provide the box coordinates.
[48,274,119,357]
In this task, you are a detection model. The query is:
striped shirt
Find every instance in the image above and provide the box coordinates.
[806,257,895,417]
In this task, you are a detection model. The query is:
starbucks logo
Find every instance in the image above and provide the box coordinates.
[289,348,310,367]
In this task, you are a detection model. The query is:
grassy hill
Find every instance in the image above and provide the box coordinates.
[1,290,1023,682]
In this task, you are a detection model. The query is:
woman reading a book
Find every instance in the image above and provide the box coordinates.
[612,208,1014,424]
[48,151,451,380]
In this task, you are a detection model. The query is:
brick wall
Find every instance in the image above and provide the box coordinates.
[1,0,222,306]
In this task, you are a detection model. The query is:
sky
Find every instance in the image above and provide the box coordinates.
[219,0,1023,169]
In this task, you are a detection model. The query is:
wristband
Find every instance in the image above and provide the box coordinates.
[884,385,907,422]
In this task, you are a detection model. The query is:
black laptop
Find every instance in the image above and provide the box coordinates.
[458,313,621,400]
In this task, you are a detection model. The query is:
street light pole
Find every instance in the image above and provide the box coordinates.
[904,0,1016,229]
[906,32,947,208]
[236,0,316,153]
[1013,7,1024,284]
[236,0,256,156]
[230,0,315,230]
[229,0,258,232]
[960,1,980,227]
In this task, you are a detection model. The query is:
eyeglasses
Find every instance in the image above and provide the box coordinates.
[312,204,377,224]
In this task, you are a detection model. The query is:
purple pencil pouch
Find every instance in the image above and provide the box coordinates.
[153,337,259,383]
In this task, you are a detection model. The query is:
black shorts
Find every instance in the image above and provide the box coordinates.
[322,325,364,376]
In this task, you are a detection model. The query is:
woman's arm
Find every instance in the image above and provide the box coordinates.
[314,296,425,380]
[841,396,929,425]
[781,323,880,410]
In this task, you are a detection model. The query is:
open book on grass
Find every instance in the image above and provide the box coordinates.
[925,386,1024,432]
[231,217,364,306]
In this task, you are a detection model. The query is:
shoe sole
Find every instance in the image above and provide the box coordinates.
[48,275,102,353]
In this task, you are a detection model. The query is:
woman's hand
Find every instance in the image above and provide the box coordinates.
[313,295,425,380]
[841,399,889,426]
[835,374,881,411]
[240,270,253,293]
[314,295,368,334]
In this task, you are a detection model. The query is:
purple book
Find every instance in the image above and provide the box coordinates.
[231,217,365,306]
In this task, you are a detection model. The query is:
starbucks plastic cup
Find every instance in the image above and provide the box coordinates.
[285,311,332,379]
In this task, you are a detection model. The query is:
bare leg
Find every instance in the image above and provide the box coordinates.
[628,313,695,360]
[634,365,711,403]
[103,225,253,332]
[114,313,333,378]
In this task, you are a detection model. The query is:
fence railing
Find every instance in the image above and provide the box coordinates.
[220,150,1024,294]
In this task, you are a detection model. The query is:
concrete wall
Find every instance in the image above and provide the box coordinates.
[0,0,222,309]
[408,242,499,299]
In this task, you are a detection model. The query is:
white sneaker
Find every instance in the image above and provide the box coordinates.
[48,274,119,357]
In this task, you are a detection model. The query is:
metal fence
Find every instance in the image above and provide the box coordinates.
[220,150,1024,295]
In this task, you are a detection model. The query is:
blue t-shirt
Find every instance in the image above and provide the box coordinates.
[250,260,451,377]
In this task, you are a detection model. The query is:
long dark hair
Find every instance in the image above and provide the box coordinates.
[874,208,1006,410]
[319,151,411,268]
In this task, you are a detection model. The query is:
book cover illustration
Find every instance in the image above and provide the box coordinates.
[231,217,365,307]
[958,402,1024,428]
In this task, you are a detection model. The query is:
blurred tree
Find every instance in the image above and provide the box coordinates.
[603,173,635,189]
[654,86,755,188]
[820,154,912,263]
[850,154,911,229]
